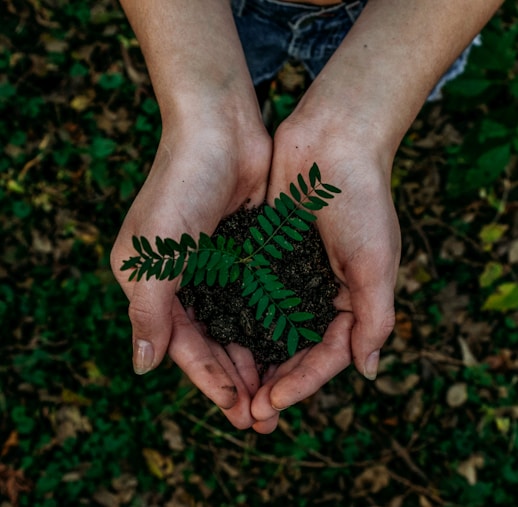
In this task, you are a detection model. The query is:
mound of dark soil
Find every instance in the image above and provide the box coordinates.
[178,206,338,367]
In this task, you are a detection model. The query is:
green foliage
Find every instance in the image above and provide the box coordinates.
[440,10,518,197]
[121,164,340,355]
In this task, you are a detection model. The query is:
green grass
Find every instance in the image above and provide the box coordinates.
[1,2,517,506]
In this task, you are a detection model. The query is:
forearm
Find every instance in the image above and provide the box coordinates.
[119,0,259,128]
[295,0,503,163]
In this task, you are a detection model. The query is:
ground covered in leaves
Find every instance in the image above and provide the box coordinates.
[1,2,518,507]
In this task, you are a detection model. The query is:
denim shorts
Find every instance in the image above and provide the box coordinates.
[231,0,480,101]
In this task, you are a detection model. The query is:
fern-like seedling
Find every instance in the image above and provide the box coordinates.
[121,163,341,356]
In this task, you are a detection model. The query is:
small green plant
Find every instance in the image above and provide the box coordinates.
[121,163,341,355]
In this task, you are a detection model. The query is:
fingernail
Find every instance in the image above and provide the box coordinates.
[363,349,380,381]
[133,339,154,375]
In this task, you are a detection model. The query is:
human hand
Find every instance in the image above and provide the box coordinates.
[111,114,272,428]
[250,106,401,433]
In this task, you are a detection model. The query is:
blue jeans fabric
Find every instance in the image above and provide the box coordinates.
[231,0,479,101]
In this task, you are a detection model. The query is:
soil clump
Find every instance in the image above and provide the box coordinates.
[178,205,338,367]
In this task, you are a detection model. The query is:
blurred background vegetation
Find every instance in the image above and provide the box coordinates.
[1,1,517,506]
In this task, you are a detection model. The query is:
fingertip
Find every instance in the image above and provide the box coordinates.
[252,414,280,434]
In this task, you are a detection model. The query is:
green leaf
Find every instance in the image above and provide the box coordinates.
[140,236,159,259]
[171,251,186,278]
[287,327,300,356]
[264,205,281,226]
[159,258,174,280]
[289,217,311,231]
[278,297,302,309]
[242,279,259,297]
[197,250,211,269]
[137,257,152,281]
[294,208,317,223]
[289,312,314,323]
[297,173,308,195]
[180,233,196,250]
[315,188,334,199]
[280,192,296,211]
[165,237,182,252]
[121,256,140,271]
[322,183,341,194]
[273,235,294,251]
[272,316,287,341]
[230,264,241,283]
[206,267,217,287]
[218,266,229,287]
[274,197,288,217]
[250,254,270,266]
[479,261,504,288]
[264,244,283,259]
[132,236,142,254]
[281,225,303,242]
[194,267,205,286]
[263,305,276,328]
[290,182,301,202]
[482,282,518,312]
[250,226,265,246]
[248,287,264,307]
[155,237,170,256]
[257,214,274,236]
[299,328,322,342]
[198,232,214,249]
[207,251,223,270]
[243,238,254,255]
[309,163,321,186]
[256,295,270,320]
[270,289,295,300]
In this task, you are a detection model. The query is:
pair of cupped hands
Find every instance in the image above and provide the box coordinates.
[110,87,401,434]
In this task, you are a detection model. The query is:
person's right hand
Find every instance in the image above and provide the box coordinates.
[111,108,272,428]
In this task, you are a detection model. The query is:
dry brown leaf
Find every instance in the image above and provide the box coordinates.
[404,389,424,423]
[375,374,420,396]
[446,383,468,408]
[457,454,484,485]
[162,419,185,452]
[93,488,119,507]
[54,405,92,443]
[352,465,391,497]
[458,337,478,367]
[333,406,354,432]
[1,431,19,458]
[0,465,32,507]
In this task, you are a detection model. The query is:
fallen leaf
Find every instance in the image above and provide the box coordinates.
[162,419,185,452]
[458,337,478,367]
[352,465,390,497]
[446,383,468,408]
[404,389,424,423]
[457,454,484,485]
[375,374,420,396]
[333,407,354,432]
[142,448,174,480]
[482,282,518,312]
[1,431,18,457]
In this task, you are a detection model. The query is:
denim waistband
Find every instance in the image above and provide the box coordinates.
[232,0,363,23]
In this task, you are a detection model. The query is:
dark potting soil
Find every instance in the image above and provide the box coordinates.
[178,205,338,367]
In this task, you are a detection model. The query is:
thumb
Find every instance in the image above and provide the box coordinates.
[127,278,176,375]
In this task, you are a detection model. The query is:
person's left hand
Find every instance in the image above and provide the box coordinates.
[249,100,402,434]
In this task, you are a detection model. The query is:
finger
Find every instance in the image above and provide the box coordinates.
[252,414,280,434]
[206,341,256,430]
[128,278,177,375]
[251,312,354,421]
[225,343,261,397]
[349,282,395,380]
[168,298,240,411]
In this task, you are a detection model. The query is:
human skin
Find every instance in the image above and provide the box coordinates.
[111,0,503,433]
